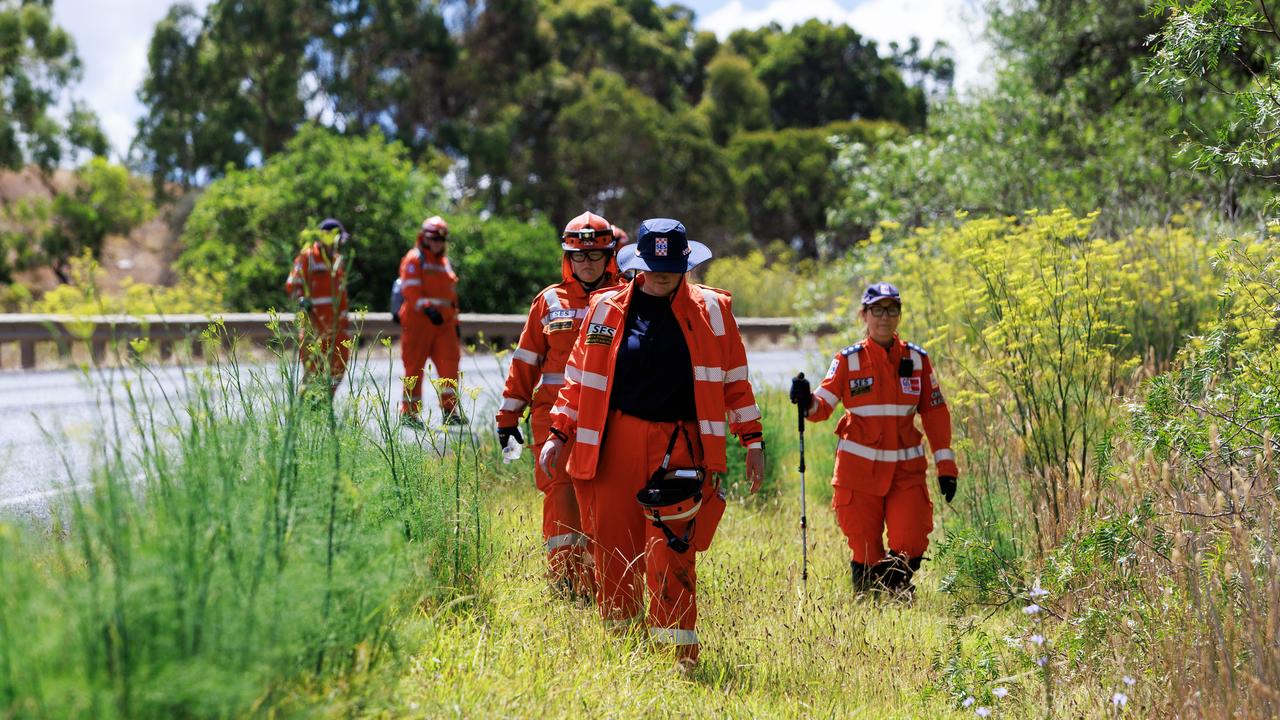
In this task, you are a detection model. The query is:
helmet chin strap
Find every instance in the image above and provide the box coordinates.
[574,270,610,292]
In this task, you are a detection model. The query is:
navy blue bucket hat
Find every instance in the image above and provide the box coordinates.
[617,218,712,273]
[861,281,901,306]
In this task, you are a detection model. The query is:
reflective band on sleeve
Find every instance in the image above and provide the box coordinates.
[542,288,563,311]
[551,405,578,421]
[565,365,582,382]
[309,296,333,305]
[699,420,727,437]
[729,404,761,423]
[580,371,608,391]
[935,448,956,462]
[648,627,700,645]
[500,397,525,413]
[849,404,916,417]
[590,301,612,326]
[513,347,542,365]
[693,365,724,382]
[837,440,924,462]
[423,297,452,306]
[545,532,588,552]
[847,352,861,371]
[577,428,600,445]
[422,263,449,272]
[401,278,422,287]
[308,261,331,272]
[699,288,725,336]
[910,350,923,371]
[540,372,565,385]
[747,441,762,450]
[814,387,839,408]
[723,365,749,383]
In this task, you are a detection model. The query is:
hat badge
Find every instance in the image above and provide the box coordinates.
[654,237,669,256]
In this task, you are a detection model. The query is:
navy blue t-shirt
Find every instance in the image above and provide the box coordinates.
[609,289,697,422]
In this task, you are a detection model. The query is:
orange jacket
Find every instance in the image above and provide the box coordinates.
[496,272,620,428]
[397,245,458,323]
[807,335,958,492]
[285,243,349,332]
[550,279,764,480]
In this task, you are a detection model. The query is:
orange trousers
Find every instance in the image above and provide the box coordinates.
[399,316,461,415]
[574,410,702,660]
[530,401,592,594]
[832,463,934,565]
[299,320,350,392]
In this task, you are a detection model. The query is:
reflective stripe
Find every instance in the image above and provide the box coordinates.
[814,387,839,408]
[580,371,608,391]
[309,296,333,305]
[747,441,762,449]
[590,301,612,326]
[699,420,726,437]
[577,428,600,445]
[422,297,452,306]
[551,405,578,421]
[308,261,331,272]
[421,263,449,272]
[935,448,956,463]
[541,372,565,385]
[910,350,922,371]
[849,404,916,417]
[545,532,588,551]
[693,365,724,382]
[837,439,924,462]
[500,397,525,413]
[700,288,725,336]
[649,627,699,645]
[729,404,761,423]
[653,499,702,522]
[565,365,582,382]
[847,352,861,371]
[542,288,563,311]
[401,278,422,287]
[513,347,542,365]
[724,365,749,383]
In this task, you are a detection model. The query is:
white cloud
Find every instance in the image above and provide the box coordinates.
[699,0,994,91]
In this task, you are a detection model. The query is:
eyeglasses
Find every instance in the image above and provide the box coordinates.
[423,233,447,243]
[567,249,607,262]
[866,304,901,318]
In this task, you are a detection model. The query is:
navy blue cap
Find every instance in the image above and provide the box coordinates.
[616,218,712,273]
[861,281,901,306]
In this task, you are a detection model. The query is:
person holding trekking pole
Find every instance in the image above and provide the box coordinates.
[793,282,959,600]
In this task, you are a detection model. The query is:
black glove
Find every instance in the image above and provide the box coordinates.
[789,373,811,413]
[297,297,313,311]
[424,306,444,325]
[938,475,957,503]
[497,425,524,450]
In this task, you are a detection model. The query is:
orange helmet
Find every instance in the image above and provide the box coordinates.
[561,211,616,251]
[611,224,630,247]
[419,215,449,242]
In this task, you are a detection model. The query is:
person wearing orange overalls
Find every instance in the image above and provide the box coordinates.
[285,217,351,395]
[793,281,959,599]
[539,218,765,672]
[397,215,464,427]
[496,211,620,598]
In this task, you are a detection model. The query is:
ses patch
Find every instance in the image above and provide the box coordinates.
[900,377,922,395]
[548,320,575,333]
[849,377,874,396]
[585,322,616,346]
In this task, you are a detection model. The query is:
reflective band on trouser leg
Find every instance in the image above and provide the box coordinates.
[934,448,956,463]
[837,439,924,462]
[649,627,700,645]
[545,532,588,552]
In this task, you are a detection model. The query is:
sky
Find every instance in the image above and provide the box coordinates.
[53,0,991,159]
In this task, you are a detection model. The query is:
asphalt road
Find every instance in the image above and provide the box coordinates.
[0,349,823,519]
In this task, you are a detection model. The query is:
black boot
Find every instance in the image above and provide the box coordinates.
[876,552,923,604]
[850,560,874,594]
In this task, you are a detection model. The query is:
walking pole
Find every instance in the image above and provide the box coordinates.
[790,373,811,593]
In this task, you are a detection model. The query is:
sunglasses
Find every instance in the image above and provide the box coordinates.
[567,249,608,262]
[865,304,901,318]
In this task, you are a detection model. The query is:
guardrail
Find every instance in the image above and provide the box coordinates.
[0,312,827,370]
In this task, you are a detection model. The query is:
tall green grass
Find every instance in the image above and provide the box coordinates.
[0,323,496,718]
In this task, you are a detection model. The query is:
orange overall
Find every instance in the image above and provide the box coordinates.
[285,243,351,390]
[807,336,959,564]
[496,266,618,592]
[397,245,461,417]
[550,280,763,660]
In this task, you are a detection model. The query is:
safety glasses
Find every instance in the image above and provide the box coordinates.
[567,249,607,262]
[866,304,901,318]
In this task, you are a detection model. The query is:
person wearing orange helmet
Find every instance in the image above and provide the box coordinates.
[397,215,465,427]
[285,217,351,395]
[496,211,621,598]
[539,217,766,672]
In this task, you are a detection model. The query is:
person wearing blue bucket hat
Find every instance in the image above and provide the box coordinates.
[285,217,352,396]
[539,217,765,672]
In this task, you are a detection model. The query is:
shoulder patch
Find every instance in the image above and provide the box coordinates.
[840,343,864,357]
[907,342,928,356]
